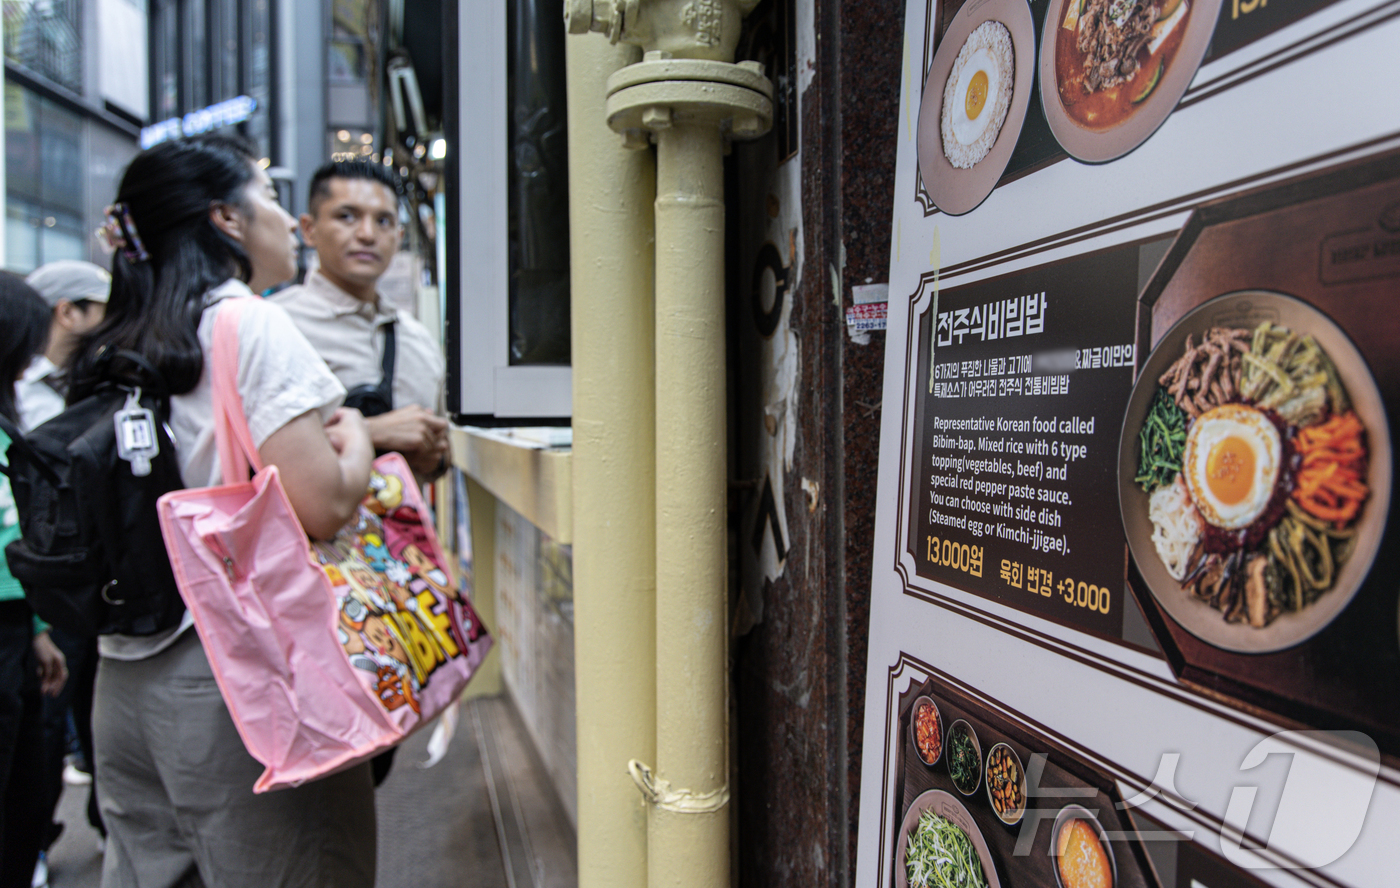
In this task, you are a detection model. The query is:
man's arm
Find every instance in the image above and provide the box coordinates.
[365,404,449,479]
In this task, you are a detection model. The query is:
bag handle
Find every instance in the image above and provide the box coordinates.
[210,298,264,482]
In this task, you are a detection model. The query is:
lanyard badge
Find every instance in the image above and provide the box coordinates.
[114,387,159,477]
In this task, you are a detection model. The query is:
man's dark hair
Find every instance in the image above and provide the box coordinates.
[307,160,403,217]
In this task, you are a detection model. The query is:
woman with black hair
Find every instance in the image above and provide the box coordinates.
[68,135,378,887]
[0,273,69,887]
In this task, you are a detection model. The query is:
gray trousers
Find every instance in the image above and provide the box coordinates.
[93,630,376,888]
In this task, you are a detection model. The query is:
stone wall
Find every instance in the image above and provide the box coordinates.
[493,499,578,830]
[728,1,904,884]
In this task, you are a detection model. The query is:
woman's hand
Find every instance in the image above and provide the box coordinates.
[259,407,374,540]
[32,631,68,697]
[324,407,371,455]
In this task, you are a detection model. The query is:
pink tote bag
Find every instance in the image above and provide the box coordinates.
[157,298,491,792]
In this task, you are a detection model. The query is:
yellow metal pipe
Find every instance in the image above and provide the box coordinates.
[650,120,730,888]
[566,33,657,888]
[570,7,769,886]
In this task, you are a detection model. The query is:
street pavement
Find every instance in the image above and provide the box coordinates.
[43,695,576,888]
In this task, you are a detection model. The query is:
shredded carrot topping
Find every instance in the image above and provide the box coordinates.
[1291,411,1368,526]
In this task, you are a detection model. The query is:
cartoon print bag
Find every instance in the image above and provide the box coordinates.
[156,298,491,792]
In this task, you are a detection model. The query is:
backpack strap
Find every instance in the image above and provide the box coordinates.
[0,413,27,480]
[105,349,168,397]
[0,410,67,486]
[210,298,264,483]
[377,321,396,406]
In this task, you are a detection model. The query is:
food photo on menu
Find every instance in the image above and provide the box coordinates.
[1057,0,1193,111]
[893,677,1157,888]
[1118,151,1400,751]
[912,0,1224,213]
[1040,0,1220,162]
[940,22,1014,172]
[899,148,1400,752]
[909,0,1358,211]
[916,0,1036,215]
[1134,322,1366,630]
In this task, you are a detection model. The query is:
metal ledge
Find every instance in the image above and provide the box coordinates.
[451,426,573,544]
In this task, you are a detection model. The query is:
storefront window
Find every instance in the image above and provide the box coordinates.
[449,0,572,417]
[326,0,373,173]
[1,0,83,91]
[330,0,368,85]
[4,84,86,272]
[182,0,207,110]
[506,0,570,365]
[149,0,276,161]
[328,39,366,84]
[152,0,179,118]
[243,0,274,159]
[213,0,239,99]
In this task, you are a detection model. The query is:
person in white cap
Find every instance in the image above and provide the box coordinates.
[14,260,111,433]
[11,260,111,888]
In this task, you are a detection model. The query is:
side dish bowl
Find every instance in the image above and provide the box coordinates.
[910,695,944,766]
[945,718,982,796]
[984,742,1026,825]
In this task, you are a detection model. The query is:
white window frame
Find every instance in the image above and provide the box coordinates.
[453,0,572,419]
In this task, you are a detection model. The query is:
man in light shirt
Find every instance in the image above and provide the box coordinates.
[16,261,110,433]
[272,161,448,483]
[272,161,448,787]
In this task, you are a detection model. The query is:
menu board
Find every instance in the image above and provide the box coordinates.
[857,1,1400,886]
[907,244,1140,641]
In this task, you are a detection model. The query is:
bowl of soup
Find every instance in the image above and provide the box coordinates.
[1037,0,1222,161]
[1052,805,1116,888]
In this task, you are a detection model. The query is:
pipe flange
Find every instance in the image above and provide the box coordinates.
[605,59,773,147]
[606,58,772,101]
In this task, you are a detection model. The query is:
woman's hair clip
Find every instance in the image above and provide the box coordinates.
[97,203,150,263]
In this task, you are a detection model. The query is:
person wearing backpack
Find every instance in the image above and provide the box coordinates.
[0,273,69,888]
[64,135,378,888]
[16,260,115,883]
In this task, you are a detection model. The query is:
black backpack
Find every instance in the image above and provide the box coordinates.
[0,354,186,636]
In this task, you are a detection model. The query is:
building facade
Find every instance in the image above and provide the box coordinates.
[1,0,387,274]
[3,0,145,271]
